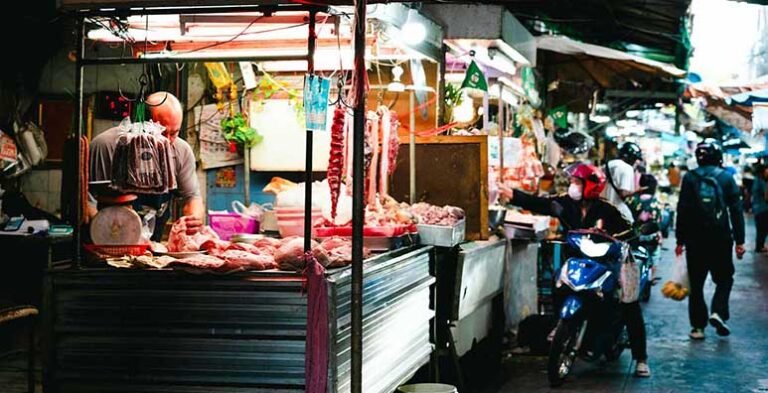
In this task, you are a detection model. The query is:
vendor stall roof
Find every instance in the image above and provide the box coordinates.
[422,4,536,66]
[83,5,442,70]
[537,36,686,78]
[504,0,692,69]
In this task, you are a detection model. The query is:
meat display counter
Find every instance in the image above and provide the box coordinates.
[43,246,434,393]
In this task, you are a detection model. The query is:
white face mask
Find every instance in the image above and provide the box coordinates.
[568,183,583,201]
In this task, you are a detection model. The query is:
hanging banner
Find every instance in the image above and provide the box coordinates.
[303,74,331,132]
[461,60,488,92]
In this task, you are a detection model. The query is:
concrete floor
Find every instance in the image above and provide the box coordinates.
[2,224,768,392]
[491,226,768,393]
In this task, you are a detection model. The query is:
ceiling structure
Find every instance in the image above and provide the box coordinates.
[501,0,693,69]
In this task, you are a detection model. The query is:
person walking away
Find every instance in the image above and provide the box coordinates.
[603,142,642,224]
[676,140,745,340]
[500,163,651,377]
[628,174,663,282]
[742,165,754,214]
[752,165,768,252]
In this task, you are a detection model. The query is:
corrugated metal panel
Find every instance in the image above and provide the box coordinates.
[48,246,434,392]
[330,248,434,393]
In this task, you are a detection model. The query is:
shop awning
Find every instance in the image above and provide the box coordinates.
[685,80,768,133]
[725,89,768,106]
[536,36,687,78]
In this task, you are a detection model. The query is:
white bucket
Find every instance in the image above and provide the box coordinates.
[398,384,458,393]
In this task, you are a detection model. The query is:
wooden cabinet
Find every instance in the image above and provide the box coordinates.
[391,136,489,240]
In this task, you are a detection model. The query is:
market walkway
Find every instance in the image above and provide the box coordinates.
[492,226,768,393]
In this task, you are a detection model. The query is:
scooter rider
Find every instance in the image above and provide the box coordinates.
[500,163,651,377]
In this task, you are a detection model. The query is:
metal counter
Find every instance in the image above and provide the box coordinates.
[43,246,434,393]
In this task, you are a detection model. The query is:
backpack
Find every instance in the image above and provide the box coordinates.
[689,169,728,231]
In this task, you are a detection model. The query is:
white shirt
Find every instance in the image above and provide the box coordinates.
[602,159,636,223]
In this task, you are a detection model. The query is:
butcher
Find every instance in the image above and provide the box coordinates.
[89,92,204,240]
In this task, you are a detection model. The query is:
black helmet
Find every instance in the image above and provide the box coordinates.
[618,142,643,164]
[695,138,723,166]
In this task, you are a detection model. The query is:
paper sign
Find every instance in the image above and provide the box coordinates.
[196,104,244,170]
[239,62,258,91]
[303,74,331,132]
[0,131,17,162]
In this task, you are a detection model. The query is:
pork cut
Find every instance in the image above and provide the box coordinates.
[167,219,221,252]
[219,249,277,270]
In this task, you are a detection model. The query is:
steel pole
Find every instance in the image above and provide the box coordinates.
[351,0,367,392]
[303,10,317,251]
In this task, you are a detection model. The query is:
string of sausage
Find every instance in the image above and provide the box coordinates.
[327,105,346,220]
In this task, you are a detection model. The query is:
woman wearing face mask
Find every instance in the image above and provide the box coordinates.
[499,163,651,378]
[499,163,633,238]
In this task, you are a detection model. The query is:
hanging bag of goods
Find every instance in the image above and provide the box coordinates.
[111,114,177,195]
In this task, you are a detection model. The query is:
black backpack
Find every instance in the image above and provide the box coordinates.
[689,169,728,230]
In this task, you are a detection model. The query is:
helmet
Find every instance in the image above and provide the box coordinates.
[695,138,723,166]
[566,163,606,199]
[618,142,643,164]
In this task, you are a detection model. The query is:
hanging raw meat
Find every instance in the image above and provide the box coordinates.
[378,107,391,199]
[362,115,374,202]
[343,111,354,196]
[328,106,346,220]
[387,111,401,175]
[366,112,379,206]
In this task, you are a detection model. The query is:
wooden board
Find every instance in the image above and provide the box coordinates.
[391,135,489,240]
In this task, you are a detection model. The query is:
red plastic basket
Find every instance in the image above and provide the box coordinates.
[84,243,150,257]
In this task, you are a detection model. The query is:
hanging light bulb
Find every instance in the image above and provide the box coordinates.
[401,8,426,46]
[387,65,406,92]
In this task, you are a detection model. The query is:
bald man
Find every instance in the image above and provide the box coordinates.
[89,92,204,240]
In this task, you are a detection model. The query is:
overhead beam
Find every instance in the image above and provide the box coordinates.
[605,89,678,99]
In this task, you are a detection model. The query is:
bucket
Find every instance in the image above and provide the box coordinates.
[398,384,458,393]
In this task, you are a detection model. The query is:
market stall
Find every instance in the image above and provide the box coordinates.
[379,5,545,387]
[45,246,433,393]
[45,2,446,393]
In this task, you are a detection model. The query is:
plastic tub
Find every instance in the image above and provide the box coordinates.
[277,209,322,238]
[398,384,457,393]
[209,212,259,241]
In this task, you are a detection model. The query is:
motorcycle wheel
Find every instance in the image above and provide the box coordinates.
[547,320,579,387]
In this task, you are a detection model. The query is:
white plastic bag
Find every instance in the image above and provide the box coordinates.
[232,200,264,220]
[661,256,689,301]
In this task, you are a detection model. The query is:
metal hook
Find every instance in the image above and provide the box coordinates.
[329,75,355,109]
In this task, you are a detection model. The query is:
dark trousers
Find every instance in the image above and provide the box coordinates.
[755,211,768,250]
[686,242,734,329]
[621,301,647,361]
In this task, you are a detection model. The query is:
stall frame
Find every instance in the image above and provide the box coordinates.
[58,2,373,393]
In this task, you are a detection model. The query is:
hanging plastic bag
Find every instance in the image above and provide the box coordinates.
[661,256,689,301]
[619,259,641,303]
[232,200,264,220]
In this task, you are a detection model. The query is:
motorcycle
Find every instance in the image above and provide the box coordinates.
[547,223,657,387]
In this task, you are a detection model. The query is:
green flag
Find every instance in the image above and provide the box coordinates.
[549,105,568,129]
[461,60,488,91]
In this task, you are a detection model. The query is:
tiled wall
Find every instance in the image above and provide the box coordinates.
[21,169,62,217]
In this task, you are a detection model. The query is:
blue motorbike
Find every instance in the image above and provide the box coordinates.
[547,228,651,387]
